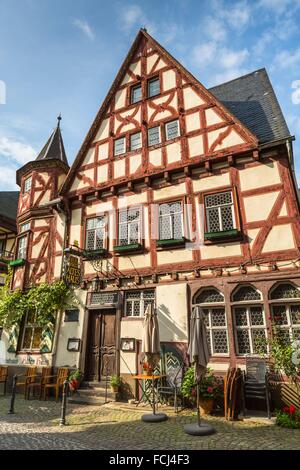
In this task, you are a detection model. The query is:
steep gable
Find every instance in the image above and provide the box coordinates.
[62,29,257,196]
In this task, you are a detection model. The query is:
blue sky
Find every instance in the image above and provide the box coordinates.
[1,0,300,190]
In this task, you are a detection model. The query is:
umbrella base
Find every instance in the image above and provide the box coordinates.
[184,423,215,436]
[141,413,168,423]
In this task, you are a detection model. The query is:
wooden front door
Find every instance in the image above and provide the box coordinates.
[85,309,116,381]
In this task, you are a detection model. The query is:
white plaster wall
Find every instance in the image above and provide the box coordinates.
[239,161,281,190]
[98,142,109,161]
[156,283,188,342]
[163,69,176,91]
[183,87,205,109]
[98,164,108,184]
[157,249,193,265]
[115,88,127,110]
[200,242,242,259]
[166,141,181,164]
[185,112,201,133]
[114,159,126,179]
[205,108,223,126]
[82,148,95,166]
[213,128,245,150]
[69,208,82,246]
[130,154,142,174]
[188,135,204,157]
[243,192,279,222]
[153,182,186,201]
[149,148,162,167]
[192,172,230,193]
[262,224,295,252]
[93,118,109,143]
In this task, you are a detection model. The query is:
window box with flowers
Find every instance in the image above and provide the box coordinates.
[181,367,223,415]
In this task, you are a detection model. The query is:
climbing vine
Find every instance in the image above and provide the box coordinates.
[0,270,77,327]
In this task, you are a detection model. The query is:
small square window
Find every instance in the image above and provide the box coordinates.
[148,126,160,146]
[20,222,30,233]
[24,176,32,193]
[165,120,180,140]
[114,137,126,156]
[131,84,142,104]
[130,132,142,151]
[148,77,160,98]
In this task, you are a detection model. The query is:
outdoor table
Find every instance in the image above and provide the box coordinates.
[133,374,166,407]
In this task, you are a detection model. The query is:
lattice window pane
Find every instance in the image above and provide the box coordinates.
[173,212,183,239]
[290,305,300,325]
[124,290,155,317]
[130,132,142,151]
[270,283,300,299]
[159,215,171,239]
[114,137,125,156]
[207,207,221,232]
[148,78,160,98]
[86,230,95,250]
[232,285,261,302]
[31,328,43,349]
[252,329,267,354]
[194,288,224,304]
[235,307,248,326]
[292,329,300,340]
[119,224,128,245]
[90,292,119,305]
[148,126,160,146]
[22,328,32,349]
[237,330,251,354]
[95,228,104,249]
[211,308,226,327]
[212,330,228,354]
[165,120,179,140]
[24,176,32,193]
[131,85,142,103]
[221,205,234,231]
[272,305,288,325]
[17,236,27,259]
[250,306,264,326]
[126,291,141,300]
[205,191,232,208]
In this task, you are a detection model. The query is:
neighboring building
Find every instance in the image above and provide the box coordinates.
[2,29,300,396]
[0,192,19,285]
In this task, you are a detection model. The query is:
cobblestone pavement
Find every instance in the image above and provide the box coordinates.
[0,396,299,450]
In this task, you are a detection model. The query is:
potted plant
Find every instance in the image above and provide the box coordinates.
[142,361,153,375]
[68,369,83,393]
[181,367,223,415]
[110,375,122,393]
[276,405,300,429]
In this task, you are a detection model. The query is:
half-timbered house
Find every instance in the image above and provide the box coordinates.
[2,29,300,398]
[0,192,18,286]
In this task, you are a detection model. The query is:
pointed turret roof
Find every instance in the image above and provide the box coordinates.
[36,115,68,165]
[16,116,69,186]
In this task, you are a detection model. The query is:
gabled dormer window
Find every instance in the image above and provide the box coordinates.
[24,176,32,193]
[148,77,160,98]
[131,84,142,104]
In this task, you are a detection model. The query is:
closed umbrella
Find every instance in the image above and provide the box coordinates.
[141,303,168,423]
[184,306,215,435]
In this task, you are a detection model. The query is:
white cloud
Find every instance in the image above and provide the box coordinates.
[191,42,217,67]
[219,48,249,69]
[204,16,227,42]
[0,166,18,190]
[73,19,95,40]
[286,113,300,134]
[224,1,251,29]
[273,48,300,69]
[0,136,36,165]
[291,80,300,104]
[258,0,296,14]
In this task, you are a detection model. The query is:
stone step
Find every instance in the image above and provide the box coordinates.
[81,380,111,389]
[76,388,115,399]
[68,395,109,406]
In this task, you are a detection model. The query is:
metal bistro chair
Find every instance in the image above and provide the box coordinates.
[0,366,8,395]
[242,355,271,419]
[158,348,186,413]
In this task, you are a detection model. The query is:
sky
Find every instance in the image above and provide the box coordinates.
[1,0,300,190]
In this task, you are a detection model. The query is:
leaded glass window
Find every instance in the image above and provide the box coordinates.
[233,305,267,355]
[232,285,262,302]
[90,292,119,305]
[148,126,160,146]
[20,222,30,233]
[148,77,160,98]
[270,283,300,300]
[165,119,180,140]
[114,137,126,156]
[85,217,106,251]
[158,201,183,240]
[21,310,43,351]
[17,235,27,259]
[194,288,224,304]
[131,84,142,104]
[24,176,32,193]
[130,132,142,151]
[271,304,300,342]
[124,290,155,317]
[118,208,141,245]
[205,191,235,232]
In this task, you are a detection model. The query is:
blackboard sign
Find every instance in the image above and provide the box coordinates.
[64,309,79,322]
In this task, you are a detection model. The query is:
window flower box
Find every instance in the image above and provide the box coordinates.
[156,238,186,248]
[113,243,143,254]
[9,258,26,267]
[204,229,240,241]
[83,248,107,259]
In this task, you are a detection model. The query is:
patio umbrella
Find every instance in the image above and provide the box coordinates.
[184,306,215,436]
[141,303,168,423]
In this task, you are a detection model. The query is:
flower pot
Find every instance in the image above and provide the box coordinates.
[111,385,119,393]
[199,398,214,416]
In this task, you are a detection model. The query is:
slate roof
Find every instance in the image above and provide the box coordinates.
[0,191,19,222]
[36,120,68,165]
[209,68,291,144]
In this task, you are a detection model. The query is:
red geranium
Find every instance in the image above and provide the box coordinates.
[289,405,296,414]
[283,406,290,413]
[207,387,213,393]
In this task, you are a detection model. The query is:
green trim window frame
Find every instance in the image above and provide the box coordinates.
[158,201,183,241]
[124,290,155,317]
[148,126,161,146]
[205,191,236,233]
[131,84,142,104]
[24,176,32,193]
[165,119,180,141]
[130,132,142,151]
[118,207,141,246]
[85,216,106,251]
[148,77,160,98]
[20,310,43,351]
[114,137,126,156]
[17,235,27,259]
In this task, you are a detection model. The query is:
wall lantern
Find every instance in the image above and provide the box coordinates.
[92,275,103,292]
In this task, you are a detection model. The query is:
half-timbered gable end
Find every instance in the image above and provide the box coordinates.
[12,117,69,290]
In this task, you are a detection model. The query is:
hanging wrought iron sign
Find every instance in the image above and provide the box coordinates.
[63,253,82,287]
